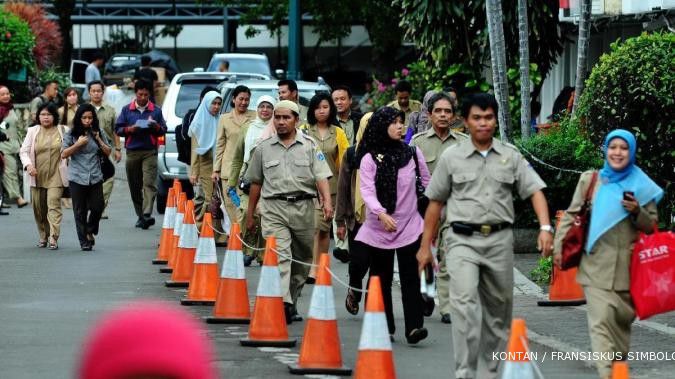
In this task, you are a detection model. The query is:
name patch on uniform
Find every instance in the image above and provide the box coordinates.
[316,151,326,161]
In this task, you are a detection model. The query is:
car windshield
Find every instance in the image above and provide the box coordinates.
[223,88,325,112]
[175,80,224,118]
[208,58,271,76]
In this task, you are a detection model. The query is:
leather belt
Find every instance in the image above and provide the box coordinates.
[264,193,316,202]
[451,222,512,236]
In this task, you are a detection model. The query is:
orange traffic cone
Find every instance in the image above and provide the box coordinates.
[612,361,629,378]
[289,253,351,376]
[354,276,395,379]
[160,192,186,274]
[205,223,250,323]
[538,210,586,306]
[153,187,176,265]
[501,318,536,378]
[181,212,220,305]
[240,236,296,347]
[165,200,197,288]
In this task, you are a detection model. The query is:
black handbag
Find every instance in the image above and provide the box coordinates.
[94,133,115,181]
[410,146,429,216]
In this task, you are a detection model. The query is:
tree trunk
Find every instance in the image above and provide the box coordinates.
[54,0,76,70]
[518,0,531,139]
[486,0,512,142]
[572,0,592,114]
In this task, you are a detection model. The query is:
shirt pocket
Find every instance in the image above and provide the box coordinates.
[451,172,478,200]
[263,159,282,179]
[293,159,312,179]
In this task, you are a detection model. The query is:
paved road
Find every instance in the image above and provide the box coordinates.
[0,172,672,378]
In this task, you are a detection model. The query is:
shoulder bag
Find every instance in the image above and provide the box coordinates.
[94,132,115,181]
[410,146,429,217]
[560,171,598,270]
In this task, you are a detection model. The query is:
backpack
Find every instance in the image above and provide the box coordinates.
[175,109,196,165]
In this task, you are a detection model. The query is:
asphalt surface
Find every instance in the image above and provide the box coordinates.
[0,169,672,378]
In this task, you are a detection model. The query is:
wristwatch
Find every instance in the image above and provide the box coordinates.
[540,225,554,233]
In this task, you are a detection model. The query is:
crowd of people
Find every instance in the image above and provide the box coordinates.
[0,67,664,378]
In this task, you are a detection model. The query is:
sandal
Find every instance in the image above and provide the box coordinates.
[345,289,359,315]
[36,241,47,248]
[47,238,58,250]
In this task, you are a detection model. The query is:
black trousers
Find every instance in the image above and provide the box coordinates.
[69,181,104,245]
[365,237,424,336]
[348,222,370,302]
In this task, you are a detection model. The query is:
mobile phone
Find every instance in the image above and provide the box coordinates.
[424,264,434,285]
[623,191,635,201]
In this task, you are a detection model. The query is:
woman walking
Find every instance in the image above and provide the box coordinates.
[20,103,69,250]
[0,85,29,210]
[58,87,80,128]
[355,106,430,344]
[553,129,662,379]
[302,93,349,282]
[61,104,112,251]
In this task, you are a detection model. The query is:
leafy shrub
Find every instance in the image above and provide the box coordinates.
[575,32,674,224]
[0,10,34,75]
[530,256,552,286]
[4,1,62,70]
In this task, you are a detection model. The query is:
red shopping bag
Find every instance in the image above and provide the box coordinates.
[630,226,675,320]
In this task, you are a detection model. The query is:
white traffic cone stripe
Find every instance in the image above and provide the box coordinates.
[220,249,245,279]
[173,213,184,237]
[358,311,392,351]
[178,222,198,249]
[162,207,176,229]
[307,284,336,320]
[501,361,534,378]
[256,266,282,297]
[194,237,217,264]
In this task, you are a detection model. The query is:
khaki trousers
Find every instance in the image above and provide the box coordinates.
[239,192,264,261]
[125,150,157,217]
[101,176,114,215]
[584,286,634,378]
[31,187,63,241]
[260,198,315,304]
[193,177,226,243]
[445,228,514,379]
[437,223,451,316]
[2,153,22,200]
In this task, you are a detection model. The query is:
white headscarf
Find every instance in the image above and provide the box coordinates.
[243,95,276,162]
[188,91,221,155]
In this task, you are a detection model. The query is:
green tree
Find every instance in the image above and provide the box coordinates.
[517,0,531,139]
[0,10,35,76]
[486,0,512,141]
[572,0,592,114]
[52,0,75,69]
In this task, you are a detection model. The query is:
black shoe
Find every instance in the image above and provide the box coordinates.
[406,328,428,344]
[283,302,294,324]
[305,276,316,285]
[333,248,350,263]
[135,218,144,228]
[141,215,155,229]
[81,243,92,251]
[422,295,435,317]
[291,305,303,322]
[86,234,95,246]
[0,211,9,215]
[243,255,254,267]
[441,313,452,324]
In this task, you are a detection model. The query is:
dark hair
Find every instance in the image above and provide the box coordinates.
[88,80,105,92]
[35,102,59,126]
[92,51,105,62]
[461,93,498,117]
[394,80,412,94]
[62,87,79,126]
[134,79,153,93]
[230,85,251,107]
[220,60,229,69]
[331,85,353,99]
[42,80,58,90]
[277,79,298,93]
[427,93,454,113]
[307,93,338,126]
[140,55,152,66]
[444,86,457,94]
[200,86,218,101]
[70,103,100,138]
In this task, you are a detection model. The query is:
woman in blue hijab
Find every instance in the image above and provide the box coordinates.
[553,129,662,379]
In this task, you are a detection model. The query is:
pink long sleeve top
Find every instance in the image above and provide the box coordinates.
[355,147,431,249]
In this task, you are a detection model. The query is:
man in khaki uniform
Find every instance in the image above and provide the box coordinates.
[410,93,467,324]
[245,100,333,324]
[277,79,308,123]
[386,80,422,130]
[88,80,121,219]
[29,81,59,122]
[417,93,554,379]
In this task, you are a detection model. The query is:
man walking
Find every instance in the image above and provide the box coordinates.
[410,92,467,324]
[387,80,421,128]
[245,100,333,324]
[417,93,553,379]
[82,52,105,101]
[277,80,308,123]
[115,80,167,229]
[29,80,59,122]
[88,80,121,219]
[331,85,362,145]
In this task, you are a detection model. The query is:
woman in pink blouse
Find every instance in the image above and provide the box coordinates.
[355,106,431,344]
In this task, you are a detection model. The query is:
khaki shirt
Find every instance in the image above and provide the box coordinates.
[553,170,658,291]
[214,110,256,178]
[245,131,332,198]
[410,128,467,173]
[302,124,349,195]
[57,104,79,128]
[338,115,355,144]
[387,99,422,127]
[425,138,546,224]
[29,95,48,121]
[190,136,214,178]
[93,102,117,146]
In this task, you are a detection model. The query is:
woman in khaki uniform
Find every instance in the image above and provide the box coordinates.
[20,103,69,250]
[58,87,80,128]
[553,130,663,379]
[0,85,29,209]
[188,91,223,233]
[212,85,255,227]
[301,93,349,282]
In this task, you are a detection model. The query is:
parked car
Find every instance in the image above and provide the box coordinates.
[103,54,141,86]
[206,53,272,79]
